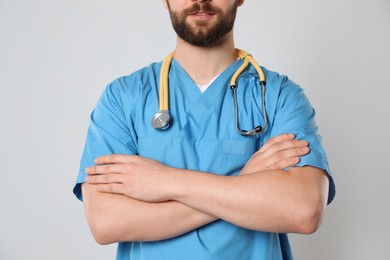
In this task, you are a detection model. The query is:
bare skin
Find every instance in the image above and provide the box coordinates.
[82,134,326,244]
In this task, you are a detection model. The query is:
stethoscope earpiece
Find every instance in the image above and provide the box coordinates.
[254,126,263,133]
[237,126,263,136]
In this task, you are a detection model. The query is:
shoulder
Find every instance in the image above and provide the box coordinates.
[99,62,162,106]
[108,62,162,95]
[261,67,302,95]
[242,65,303,97]
[260,67,308,108]
[94,62,161,116]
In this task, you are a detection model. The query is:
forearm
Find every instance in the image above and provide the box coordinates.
[83,142,324,238]
[170,166,329,234]
[82,183,217,244]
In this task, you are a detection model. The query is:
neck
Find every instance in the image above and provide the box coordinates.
[173,32,237,85]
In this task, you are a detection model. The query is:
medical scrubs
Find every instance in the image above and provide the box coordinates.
[73,58,336,260]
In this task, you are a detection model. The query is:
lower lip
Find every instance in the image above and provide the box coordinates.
[189,13,214,20]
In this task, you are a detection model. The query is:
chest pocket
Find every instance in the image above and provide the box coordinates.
[222,140,257,155]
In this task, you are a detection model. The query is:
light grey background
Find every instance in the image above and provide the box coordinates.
[0,0,389,259]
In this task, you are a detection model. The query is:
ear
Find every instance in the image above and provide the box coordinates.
[162,0,168,9]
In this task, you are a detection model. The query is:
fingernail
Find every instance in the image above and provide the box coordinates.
[301,147,309,152]
[288,133,295,138]
[300,140,308,145]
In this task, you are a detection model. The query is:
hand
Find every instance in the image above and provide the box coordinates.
[85,155,177,202]
[240,133,310,175]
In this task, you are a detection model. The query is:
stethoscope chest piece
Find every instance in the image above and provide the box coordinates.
[151,110,171,130]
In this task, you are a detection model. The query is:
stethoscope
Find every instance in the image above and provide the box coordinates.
[151,49,267,136]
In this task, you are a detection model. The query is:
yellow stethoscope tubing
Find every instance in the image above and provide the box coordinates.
[159,52,174,111]
[232,49,266,86]
[155,49,267,134]
[159,49,265,111]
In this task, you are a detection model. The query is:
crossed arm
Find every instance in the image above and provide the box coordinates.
[82,134,329,245]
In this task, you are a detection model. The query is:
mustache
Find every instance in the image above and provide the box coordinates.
[184,3,217,15]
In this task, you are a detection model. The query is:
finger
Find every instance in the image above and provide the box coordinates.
[259,133,295,153]
[270,157,301,170]
[86,173,124,184]
[261,139,308,158]
[266,146,310,167]
[95,183,127,195]
[94,154,138,165]
[85,164,126,175]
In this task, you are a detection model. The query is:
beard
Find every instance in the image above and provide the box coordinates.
[166,1,239,47]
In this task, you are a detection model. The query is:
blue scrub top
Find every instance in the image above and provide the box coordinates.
[74,58,336,260]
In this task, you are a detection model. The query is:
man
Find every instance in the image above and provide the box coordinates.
[73,0,335,259]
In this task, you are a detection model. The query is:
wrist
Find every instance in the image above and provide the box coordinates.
[167,168,192,201]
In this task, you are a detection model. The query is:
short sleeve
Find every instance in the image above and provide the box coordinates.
[73,81,138,201]
[270,77,336,204]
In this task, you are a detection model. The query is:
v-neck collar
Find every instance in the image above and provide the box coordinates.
[170,58,243,96]
[169,58,244,128]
